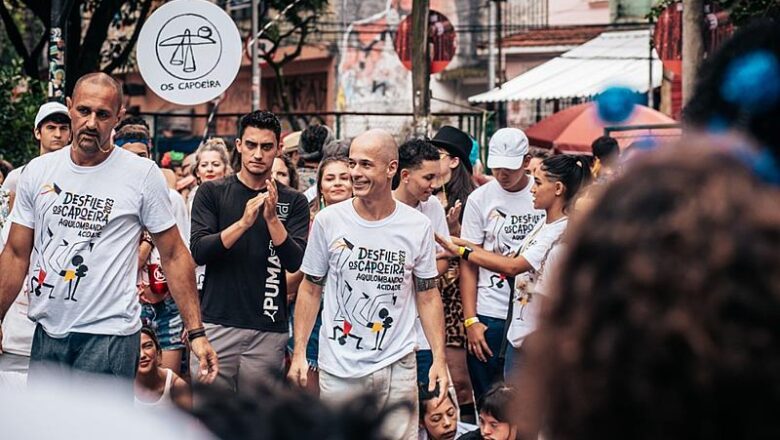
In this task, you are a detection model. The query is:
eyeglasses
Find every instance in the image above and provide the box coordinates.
[439,152,451,159]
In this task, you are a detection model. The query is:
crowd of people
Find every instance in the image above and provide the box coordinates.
[1,19,780,440]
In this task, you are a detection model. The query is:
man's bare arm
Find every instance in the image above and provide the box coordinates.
[0,224,34,352]
[151,226,201,330]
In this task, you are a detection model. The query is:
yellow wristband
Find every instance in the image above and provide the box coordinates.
[457,246,466,257]
[464,317,480,328]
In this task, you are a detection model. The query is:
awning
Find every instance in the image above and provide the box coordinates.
[469,29,662,103]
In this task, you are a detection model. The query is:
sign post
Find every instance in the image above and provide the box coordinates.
[137,0,242,106]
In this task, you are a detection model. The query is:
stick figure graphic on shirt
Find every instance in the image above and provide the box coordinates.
[331,320,364,349]
[30,268,54,298]
[368,308,393,350]
[516,290,532,321]
[330,281,365,350]
[59,255,88,301]
[332,237,355,322]
[488,273,507,289]
[489,209,510,253]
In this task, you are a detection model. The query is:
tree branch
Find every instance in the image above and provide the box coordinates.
[76,0,123,76]
[0,1,36,76]
[30,28,48,67]
[279,15,315,67]
[20,0,49,27]
[102,0,153,73]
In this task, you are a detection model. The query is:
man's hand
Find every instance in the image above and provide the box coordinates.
[239,192,268,230]
[435,233,475,257]
[466,322,494,363]
[0,326,4,354]
[287,352,309,387]
[446,200,462,232]
[262,179,279,223]
[428,357,450,406]
[190,337,219,384]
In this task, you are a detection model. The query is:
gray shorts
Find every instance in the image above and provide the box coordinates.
[190,322,287,393]
[319,352,419,440]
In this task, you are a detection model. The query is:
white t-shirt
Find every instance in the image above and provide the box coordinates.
[304,185,318,204]
[412,196,449,351]
[1,166,22,192]
[506,217,568,348]
[460,179,545,319]
[9,146,175,337]
[300,199,438,378]
[186,186,207,290]
[0,221,35,356]
[168,189,190,243]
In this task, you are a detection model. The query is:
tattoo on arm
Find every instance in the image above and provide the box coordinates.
[415,276,439,291]
[305,273,327,286]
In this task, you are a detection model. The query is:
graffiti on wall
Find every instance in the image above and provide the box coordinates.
[337,0,458,114]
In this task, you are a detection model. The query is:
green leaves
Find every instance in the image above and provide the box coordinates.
[0,58,45,166]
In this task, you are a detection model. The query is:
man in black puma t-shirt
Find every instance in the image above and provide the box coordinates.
[190,111,308,392]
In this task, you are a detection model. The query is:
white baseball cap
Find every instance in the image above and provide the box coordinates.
[487,128,529,170]
[34,102,70,128]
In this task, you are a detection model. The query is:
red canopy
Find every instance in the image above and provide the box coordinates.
[525,102,680,154]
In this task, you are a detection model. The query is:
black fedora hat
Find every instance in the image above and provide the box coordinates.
[430,126,473,174]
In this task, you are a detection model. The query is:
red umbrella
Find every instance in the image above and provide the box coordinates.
[525,102,680,154]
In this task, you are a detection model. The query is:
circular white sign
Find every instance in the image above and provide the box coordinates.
[137,0,241,106]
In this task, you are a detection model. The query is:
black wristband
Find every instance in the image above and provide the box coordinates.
[462,246,473,261]
[187,327,207,342]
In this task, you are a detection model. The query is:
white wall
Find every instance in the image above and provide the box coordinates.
[549,0,610,26]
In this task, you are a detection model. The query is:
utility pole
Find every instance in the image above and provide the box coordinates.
[251,0,261,111]
[48,0,66,101]
[682,0,704,105]
[487,0,497,91]
[648,22,655,109]
[411,0,431,136]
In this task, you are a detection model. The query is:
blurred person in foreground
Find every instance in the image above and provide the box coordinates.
[192,378,404,440]
[523,146,780,440]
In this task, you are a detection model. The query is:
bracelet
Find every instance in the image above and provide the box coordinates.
[464,317,480,328]
[458,246,473,261]
[187,326,207,342]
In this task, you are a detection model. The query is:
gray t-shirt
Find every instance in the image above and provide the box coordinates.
[10,146,175,337]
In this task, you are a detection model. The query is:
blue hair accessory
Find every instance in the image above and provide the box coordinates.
[595,86,639,124]
[720,51,780,114]
[469,138,479,166]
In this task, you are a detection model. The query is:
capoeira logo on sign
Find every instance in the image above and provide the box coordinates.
[156,14,221,81]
